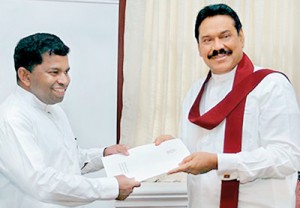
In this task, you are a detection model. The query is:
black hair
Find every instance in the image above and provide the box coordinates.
[194,4,242,43]
[14,33,70,81]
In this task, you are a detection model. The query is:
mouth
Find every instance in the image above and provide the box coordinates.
[207,49,233,60]
[213,54,228,60]
[53,88,66,97]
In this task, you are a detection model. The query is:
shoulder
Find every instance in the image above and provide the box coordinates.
[185,78,204,97]
[182,78,205,109]
[0,95,34,130]
[251,67,298,108]
[254,67,292,90]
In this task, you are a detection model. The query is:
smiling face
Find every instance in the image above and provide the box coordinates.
[18,53,71,105]
[197,15,245,74]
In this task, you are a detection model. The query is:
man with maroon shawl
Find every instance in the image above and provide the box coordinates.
[156,3,300,208]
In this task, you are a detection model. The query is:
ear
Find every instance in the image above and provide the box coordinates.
[239,29,245,48]
[17,67,31,87]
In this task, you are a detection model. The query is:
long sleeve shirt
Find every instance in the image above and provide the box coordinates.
[0,86,118,208]
[181,67,300,208]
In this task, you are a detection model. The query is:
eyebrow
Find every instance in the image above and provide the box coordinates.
[220,30,231,35]
[48,67,70,72]
[201,30,231,39]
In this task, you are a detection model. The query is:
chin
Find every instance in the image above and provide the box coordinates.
[211,66,233,74]
[51,98,64,105]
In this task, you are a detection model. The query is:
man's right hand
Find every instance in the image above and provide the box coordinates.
[115,175,141,200]
[154,134,174,146]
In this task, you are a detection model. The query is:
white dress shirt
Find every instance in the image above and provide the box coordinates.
[181,67,300,208]
[0,86,118,208]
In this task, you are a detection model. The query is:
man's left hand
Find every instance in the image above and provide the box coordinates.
[104,144,130,156]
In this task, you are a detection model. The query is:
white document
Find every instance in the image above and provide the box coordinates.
[101,138,190,181]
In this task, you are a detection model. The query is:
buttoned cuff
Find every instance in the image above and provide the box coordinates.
[81,148,105,174]
[217,153,239,181]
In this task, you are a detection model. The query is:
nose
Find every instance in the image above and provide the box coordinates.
[57,73,70,86]
[212,38,224,51]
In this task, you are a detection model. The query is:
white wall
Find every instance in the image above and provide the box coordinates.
[0,0,119,207]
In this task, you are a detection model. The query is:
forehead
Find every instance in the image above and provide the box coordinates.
[36,53,69,71]
[199,15,236,36]
[40,53,68,63]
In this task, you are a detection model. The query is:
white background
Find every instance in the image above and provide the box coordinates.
[0,0,119,207]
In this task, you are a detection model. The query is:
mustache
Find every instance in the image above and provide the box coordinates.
[207,49,233,59]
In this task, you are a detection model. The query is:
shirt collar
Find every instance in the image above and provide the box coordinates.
[15,86,53,113]
[211,66,237,82]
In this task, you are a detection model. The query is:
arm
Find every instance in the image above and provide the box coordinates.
[79,144,130,175]
[217,73,300,183]
[0,116,138,206]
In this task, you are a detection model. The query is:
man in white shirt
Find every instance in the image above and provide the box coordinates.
[0,33,140,208]
[155,3,300,208]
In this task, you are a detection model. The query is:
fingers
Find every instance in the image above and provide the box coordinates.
[179,155,192,165]
[104,144,130,156]
[154,135,174,146]
[167,167,182,175]
[170,152,218,175]
[167,157,193,175]
[116,193,129,201]
[134,180,141,187]
[168,162,191,175]
[115,175,141,201]
[117,185,134,200]
[116,144,130,156]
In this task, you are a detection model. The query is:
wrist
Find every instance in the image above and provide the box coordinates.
[103,147,108,156]
[209,153,218,170]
